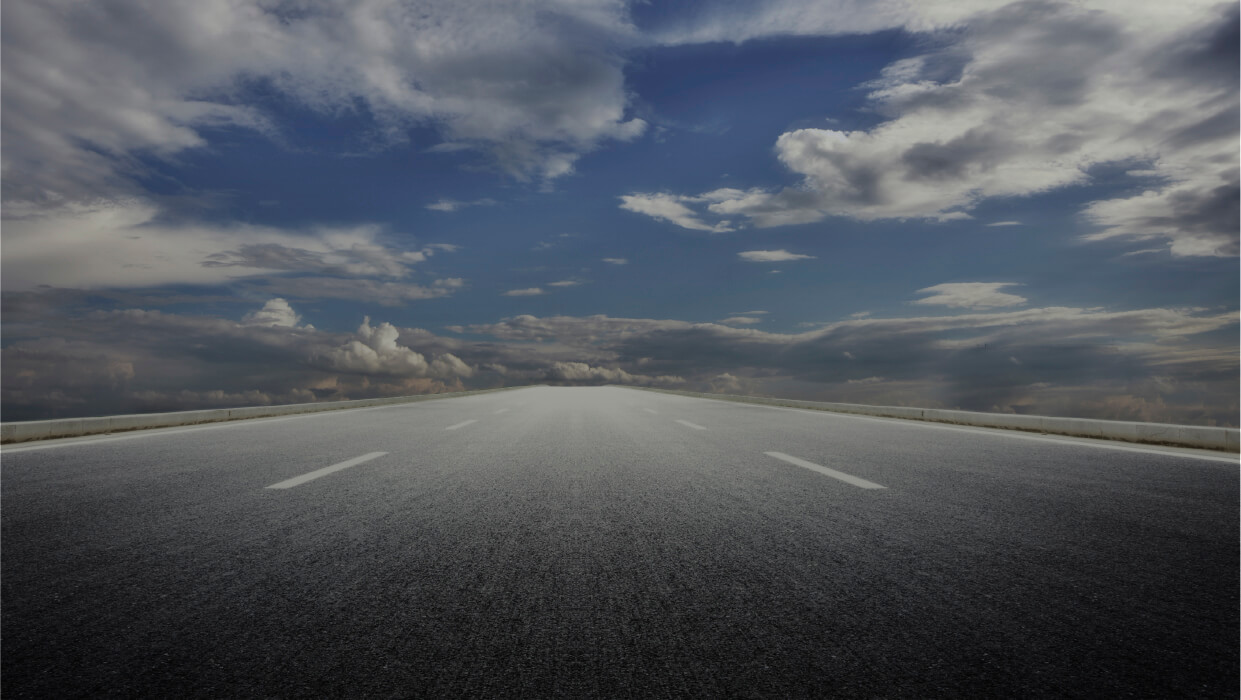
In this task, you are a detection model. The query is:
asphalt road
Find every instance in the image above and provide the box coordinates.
[2,386,1237,698]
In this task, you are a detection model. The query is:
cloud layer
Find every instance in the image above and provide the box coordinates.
[2,0,650,209]
[623,1,1239,256]
[3,296,1236,425]
[914,283,1027,309]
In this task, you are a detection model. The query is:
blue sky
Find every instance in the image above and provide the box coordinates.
[2,0,1237,425]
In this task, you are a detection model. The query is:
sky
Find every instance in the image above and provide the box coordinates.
[1,0,1237,426]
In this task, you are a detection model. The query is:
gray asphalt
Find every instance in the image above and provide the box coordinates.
[2,386,1237,698]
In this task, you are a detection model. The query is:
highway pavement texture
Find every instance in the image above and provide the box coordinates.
[2,386,1237,698]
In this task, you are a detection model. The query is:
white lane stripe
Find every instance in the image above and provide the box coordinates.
[445,419,478,430]
[744,404,1239,464]
[675,419,707,430]
[494,408,510,414]
[643,408,658,415]
[765,451,887,490]
[265,452,388,490]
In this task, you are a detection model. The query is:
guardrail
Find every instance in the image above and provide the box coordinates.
[0,386,527,444]
[630,387,1239,452]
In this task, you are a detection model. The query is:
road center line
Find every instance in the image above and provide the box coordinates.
[643,408,658,415]
[265,452,388,490]
[494,408,510,414]
[446,419,478,430]
[675,419,707,430]
[764,451,887,490]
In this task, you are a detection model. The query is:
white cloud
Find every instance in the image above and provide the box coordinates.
[738,249,816,262]
[0,200,449,291]
[504,287,546,296]
[650,0,1000,45]
[642,1,1238,256]
[253,277,463,306]
[1081,177,1240,256]
[317,316,473,378]
[426,200,463,212]
[601,257,628,265]
[548,361,683,386]
[547,280,583,287]
[426,198,496,212]
[619,193,734,232]
[987,221,1022,227]
[2,0,647,209]
[707,373,745,393]
[718,316,764,325]
[913,283,1028,309]
[429,353,475,380]
[241,299,305,328]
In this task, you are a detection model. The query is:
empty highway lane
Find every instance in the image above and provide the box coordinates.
[2,386,1237,697]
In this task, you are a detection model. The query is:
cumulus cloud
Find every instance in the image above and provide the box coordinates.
[737,250,816,262]
[718,316,764,325]
[635,1,1238,256]
[504,287,546,297]
[241,299,305,328]
[601,257,629,265]
[316,316,473,379]
[547,361,683,386]
[913,283,1027,309]
[2,0,649,208]
[707,372,749,394]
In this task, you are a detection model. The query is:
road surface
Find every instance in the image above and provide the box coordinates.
[3,386,1237,697]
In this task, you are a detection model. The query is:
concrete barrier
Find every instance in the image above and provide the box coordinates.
[0,386,527,444]
[629,387,1240,453]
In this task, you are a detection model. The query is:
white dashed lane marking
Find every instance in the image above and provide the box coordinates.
[265,452,389,490]
[764,451,886,490]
